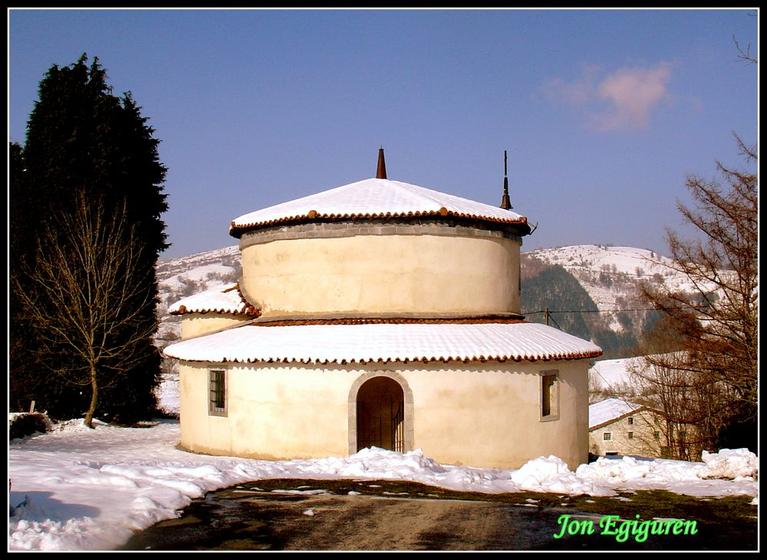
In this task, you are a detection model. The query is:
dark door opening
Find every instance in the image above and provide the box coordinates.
[356,376,405,452]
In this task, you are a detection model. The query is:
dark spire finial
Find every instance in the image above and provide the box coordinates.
[376,147,387,179]
[500,149,512,210]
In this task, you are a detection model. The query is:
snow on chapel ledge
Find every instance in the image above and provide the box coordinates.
[163,321,603,365]
[168,283,259,317]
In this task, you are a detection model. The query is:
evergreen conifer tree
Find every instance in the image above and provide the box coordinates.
[10,54,169,424]
[9,141,43,412]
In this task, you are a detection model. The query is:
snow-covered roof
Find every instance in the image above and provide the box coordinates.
[163,321,602,365]
[230,178,529,237]
[168,283,259,317]
[589,398,644,430]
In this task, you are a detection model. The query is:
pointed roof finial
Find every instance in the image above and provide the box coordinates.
[500,149,512,210]
[376,146,388,179]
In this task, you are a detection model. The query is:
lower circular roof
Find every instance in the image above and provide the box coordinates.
[163,321,602,365]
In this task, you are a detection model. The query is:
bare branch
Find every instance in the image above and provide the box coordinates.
[733,34,758,64]
[14,193,158,427]
[638,136,758,455]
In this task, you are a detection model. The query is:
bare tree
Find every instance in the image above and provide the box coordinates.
[629,334,716,461]
[14,194,156,428]
[638,136,758,452]
[733,34,758,64]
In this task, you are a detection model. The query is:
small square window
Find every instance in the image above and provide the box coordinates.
[603,432,612,441]
[628,432,634,439]
[628,417,634,425]
[209,369,227,417]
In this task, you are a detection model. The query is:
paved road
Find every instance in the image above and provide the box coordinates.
[123,492,569,551]
[120,479,757,551]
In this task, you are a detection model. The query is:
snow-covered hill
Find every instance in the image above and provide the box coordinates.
[526,244,695,296]
[154,246,241,413]
[523,244,694,333]
[155,245,240,344]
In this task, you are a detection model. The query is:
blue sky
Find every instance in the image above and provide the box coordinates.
[9,8,758,259]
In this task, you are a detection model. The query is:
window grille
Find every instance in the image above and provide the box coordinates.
[209,369,227,416]
[391,401,404,453]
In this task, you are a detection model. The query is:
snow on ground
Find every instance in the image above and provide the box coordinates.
[588,353,687,397]
[155,373,179,416]
[158,263,236,293]
[8,420,758,551]
[589,357,643,391]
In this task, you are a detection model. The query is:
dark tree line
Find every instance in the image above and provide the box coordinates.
[10,54,169,426]
[520,257,654,358]
[521,261,598,341]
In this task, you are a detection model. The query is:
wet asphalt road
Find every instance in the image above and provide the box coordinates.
[124,492,562,551]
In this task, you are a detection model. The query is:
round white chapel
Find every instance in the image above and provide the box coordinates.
[164,150,602,469]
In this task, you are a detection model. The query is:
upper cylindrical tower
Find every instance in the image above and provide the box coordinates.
[230,174,531,320]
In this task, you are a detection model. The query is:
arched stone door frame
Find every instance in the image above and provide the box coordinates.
[348,371,414,455]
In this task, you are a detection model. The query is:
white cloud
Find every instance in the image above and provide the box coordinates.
[542,64,600,106]
[591,63,672,131]
[543,62,673,132]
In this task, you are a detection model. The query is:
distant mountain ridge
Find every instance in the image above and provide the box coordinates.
[155,245,241,344]
[525,244,695,312]
[520,244,691,357]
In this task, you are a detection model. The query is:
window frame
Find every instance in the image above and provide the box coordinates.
[209,369,228,417]
[539,369,560,422]
[603,432,612,441]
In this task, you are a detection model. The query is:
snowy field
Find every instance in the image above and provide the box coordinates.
[8,418,758,551]
[589,356,645,393]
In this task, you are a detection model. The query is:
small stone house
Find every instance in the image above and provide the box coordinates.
[164,150,602,469]
[588,397,667,458]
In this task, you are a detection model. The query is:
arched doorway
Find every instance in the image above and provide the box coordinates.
[356,376,405,452]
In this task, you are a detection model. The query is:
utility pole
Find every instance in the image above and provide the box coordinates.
[544,307,550,326]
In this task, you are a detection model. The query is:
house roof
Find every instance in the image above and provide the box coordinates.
[229,178,530,237]
[589,398,644,430]
[168,283,259,317]
[162,321,602,365]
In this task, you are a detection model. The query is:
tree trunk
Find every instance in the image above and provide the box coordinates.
[84,364,98,429]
